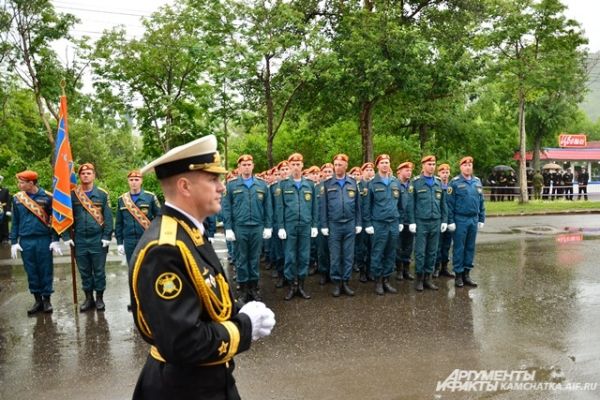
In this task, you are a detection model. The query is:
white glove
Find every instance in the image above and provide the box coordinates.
[101,239,111,248]
[409,224,417,233]
[311,228,318,238]
[448,223,456,232]
[208,237,215,243]
[49,241,63,256]
[355,226,362,234]
[321,228,329,236]
[441,223,448,233]
[11,243,23,259]
[5,211,11,217]
[63,239,75,247]
[278,228,287,240]
[478,222,485,229]
[365,226,374,235]
[239,301,276,341]
[117,244,125,255]
[399,224,404,232]
[225,229,236,242]
[262,228,272,240]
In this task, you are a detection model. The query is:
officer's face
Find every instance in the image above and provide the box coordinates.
[79,169,95,185]
[322,167,334,179]
[17,179,35,193]
[423,161,436,176]
[398,167,412,181]
[238,160,254,178]
[333,160,347,177]
[363,167,374,180]
[438,169,450,181]
[128,177,142,192]
[290,161,303,176]
[279,166,290,179]
[460,162,473,177]
[187,171,225,219]
[377,159,390,175]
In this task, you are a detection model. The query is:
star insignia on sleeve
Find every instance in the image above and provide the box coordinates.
[218,340,229,356]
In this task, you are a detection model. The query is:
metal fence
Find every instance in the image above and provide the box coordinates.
[482,185,597,201]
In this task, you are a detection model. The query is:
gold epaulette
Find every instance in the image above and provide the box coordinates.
[159,216,178,246]
[98,187,110,195]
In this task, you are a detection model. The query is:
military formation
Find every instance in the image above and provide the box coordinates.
[223,152,486,300]
[8,164,161,315]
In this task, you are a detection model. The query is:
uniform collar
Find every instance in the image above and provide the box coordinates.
[164,201,205,235]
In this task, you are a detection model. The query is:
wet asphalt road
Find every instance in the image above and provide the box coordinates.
[1,214,600,400]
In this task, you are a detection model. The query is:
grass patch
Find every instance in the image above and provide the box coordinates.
[485,199,600,216]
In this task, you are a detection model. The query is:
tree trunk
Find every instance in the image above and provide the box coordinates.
[518,87,528,204]
[359,100,374,163]
[418,124,428,151]
[533,133,542,174]
[264,56,275,168]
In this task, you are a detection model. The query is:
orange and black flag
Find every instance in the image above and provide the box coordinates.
[51,95,77,234]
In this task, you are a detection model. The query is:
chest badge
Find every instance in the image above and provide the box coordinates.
[155,272,183,300]
[305,192,312,201]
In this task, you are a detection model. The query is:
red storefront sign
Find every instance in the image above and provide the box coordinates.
[559,134,587,148]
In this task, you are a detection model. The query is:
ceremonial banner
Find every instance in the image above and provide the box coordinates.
[51,96,77,234]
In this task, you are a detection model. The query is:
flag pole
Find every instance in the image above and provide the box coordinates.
[59,80,78,306]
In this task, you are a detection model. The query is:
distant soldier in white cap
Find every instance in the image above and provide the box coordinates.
[129,135,276,400]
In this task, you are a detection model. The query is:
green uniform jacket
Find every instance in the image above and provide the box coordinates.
[223,176,272,230]
[275,177,317,229]
[64,185,113,248]
[115,190,161,245]
[408,175,447,223]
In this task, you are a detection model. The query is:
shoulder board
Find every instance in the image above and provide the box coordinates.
[413,176,421,181]
[97,187,110,195]
[44,191,53,198]
[325,176,333,182]
[144,190,156,196]
[158,216,178,246]
[434,176,441,181]
[473,176,481,182]
[119,192,127,199]
[451,176,460,181]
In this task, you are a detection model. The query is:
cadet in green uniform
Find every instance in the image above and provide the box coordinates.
[357,162,375,282]
[129,134,275,400]
[275,153,318,301]
[434,163,455,278]
[408,155,447,292]
[115,170,161,263]
[62,163,113,312]
[533,170,543,200]
[364,154,401,295]
[316,163,333,285]
[395,161,415,281]
[271,161,290,287]
[447,156,485,288]
[10,170,62,314]
[223,154,272,302]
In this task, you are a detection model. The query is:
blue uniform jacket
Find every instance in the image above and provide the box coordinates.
[364,174,401,225]
[9,188,57,243]
[447,174,486,224]
[275,177,317,228]
[408,175,447,223]
[319,175,361,227]
[223,176,272,230]
[115,190,161,245]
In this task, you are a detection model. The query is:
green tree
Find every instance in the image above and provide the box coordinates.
[485,0,587,202]
[1,0,78,147]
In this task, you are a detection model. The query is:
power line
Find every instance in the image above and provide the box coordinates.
[52,4,150,18]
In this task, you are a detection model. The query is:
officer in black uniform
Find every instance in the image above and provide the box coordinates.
[0,175,11,243]
[129,135,276,400]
